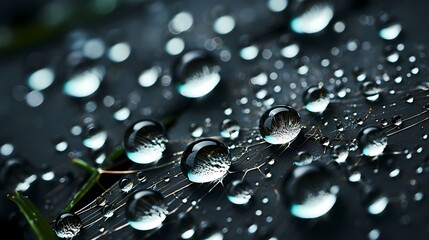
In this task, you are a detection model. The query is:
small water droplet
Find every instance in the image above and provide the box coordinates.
[181,138,231,183]
[0,157,37,193]
[361,81,381,102]
[119,178,133,193]
[283,164,339,219]
[219,118,240,140]
[174,49,221,98]
[378,13,402,40]
[177,212,196,239]
[63,66,104,98]
[213,15,235,35]
[294,151,314,166]
[240,45,259,60]
[123,119,168,164]
[392,115,402,126]
[259,105,302,145]
[290,2,334,34]
[189,123,204,138]
[108,42,131,63]
[331,144,349,163]
[82,122,108,150]
[226,179,254,205]
[27,68,55,91]
[362,186,389,215]
[126,189,168,231]
[54,212,82,239]
[357,126,388,157]
[303,85,330,113]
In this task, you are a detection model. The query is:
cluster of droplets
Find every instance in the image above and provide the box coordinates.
[5,1,429,239]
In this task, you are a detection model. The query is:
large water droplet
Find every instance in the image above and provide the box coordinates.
[282,164,339,219]
[54,212,82,239]
[174,49,221,98]
[123,119,168,164]
[63,66,104,98]
[303,85,330,113]
[357,126,387,157]
[226,179,254,205]
[291,2,334,34]
[181,138,231,183]
[125,189,168,231]
[259,105,302,145]
[0,157,37,193]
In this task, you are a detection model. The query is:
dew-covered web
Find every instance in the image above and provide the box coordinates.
[2,0,429,240]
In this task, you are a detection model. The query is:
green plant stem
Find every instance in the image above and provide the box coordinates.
[7,191,57,240]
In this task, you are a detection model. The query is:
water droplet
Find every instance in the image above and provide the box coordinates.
[368,228,380,240]
[181,138,231,183]
[103,205,115,219]
[219,118,240,140]
[0,157,37,193]
[378,13,402,40]
[96,196,108,207]
[82,123,108,150]
[126,189,168,231]
[361,81,381,102]
[357,126,387,157]
[331,145,349,163]
[362,186,389,215]
[189,123,204,138]
[348,170,361,182]
[406,94,414,103]
[200,222,224,240]
[0,143,14,156]
[240,45,259,60]
[138,66,161,88]
[213,15,235,35]
[119,178,133,193]
[63,66,104,98]
[303,85,330,113]
[123,119,168,164]
[290,2,334,34]
[294,151,314,166]
[113,106,130,121]
[283,164,339,219]
[54,212,82,239]
[280,42,300,59]
[259,105,302,145]
[392,115,402,126]
[226,179,254,205]
[27,68,55,91]
[174,49,221,98]
[26,90,44,107]
[165,37,185,55]
[177,212,196,239]
[41,165,55,181]
[353,66,367,82]
[108,42,131,63]
[169,12,194,34]
[54,138,68,152]
[268,0,288,12]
